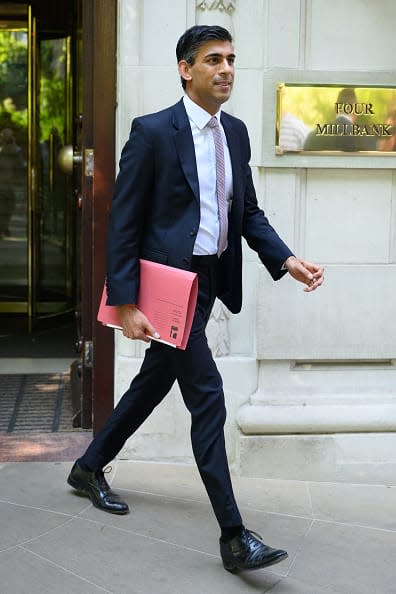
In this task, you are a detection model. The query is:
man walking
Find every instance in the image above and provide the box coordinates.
[68,25,324,573]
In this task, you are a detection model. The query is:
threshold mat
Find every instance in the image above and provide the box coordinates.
[0,372,77,433]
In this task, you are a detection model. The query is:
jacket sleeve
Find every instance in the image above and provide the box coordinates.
[106,118,154,305]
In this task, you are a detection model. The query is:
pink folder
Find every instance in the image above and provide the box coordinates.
[97,259,198,350]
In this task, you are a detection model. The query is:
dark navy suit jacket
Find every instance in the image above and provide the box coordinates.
[106,99,293,314]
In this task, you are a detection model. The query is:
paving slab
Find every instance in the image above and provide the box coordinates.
[267,575,345,594]
[24,518,282,594]
[113,460,208,503]
[80,488,220,555]
[0,459,395,594]
[0,546,108,594]
[309,480,396,531]
[80,487,310,574]
[232,474,313,518]
[0,432,92,462]
[0,501,72,551]
[0,461,91,515]
[289,520,396,594]
[114,460,314,519]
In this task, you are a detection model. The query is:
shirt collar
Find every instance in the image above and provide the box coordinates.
[183,94,222,130]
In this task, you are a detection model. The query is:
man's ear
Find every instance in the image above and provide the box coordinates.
[178,60,192,84]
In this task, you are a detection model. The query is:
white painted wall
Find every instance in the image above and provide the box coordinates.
[115,0,396,483]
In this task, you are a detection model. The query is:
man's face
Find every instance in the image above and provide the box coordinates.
[178,40,235,114]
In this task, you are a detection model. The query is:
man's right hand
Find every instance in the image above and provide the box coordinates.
[117,304,160,343]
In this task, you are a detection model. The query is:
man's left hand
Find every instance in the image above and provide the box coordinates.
[284,256,324,292]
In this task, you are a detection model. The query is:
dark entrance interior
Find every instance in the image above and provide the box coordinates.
[0,0,116,446]
[0,3,76,320]
[0,0,82,436]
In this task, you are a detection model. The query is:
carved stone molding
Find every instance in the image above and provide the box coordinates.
[196,0,236,14]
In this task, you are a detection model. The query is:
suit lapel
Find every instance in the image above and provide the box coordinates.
[172,100,200,203]
[221,113,243,219]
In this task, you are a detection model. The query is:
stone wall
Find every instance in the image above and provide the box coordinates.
[115,0,396,483]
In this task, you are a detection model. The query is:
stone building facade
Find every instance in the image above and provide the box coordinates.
[114,0,396,483]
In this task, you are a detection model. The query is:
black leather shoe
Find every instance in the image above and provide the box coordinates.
[220,528,288,572]
[67,462,129,515]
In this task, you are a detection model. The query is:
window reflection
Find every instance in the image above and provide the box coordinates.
[0,28,28,302]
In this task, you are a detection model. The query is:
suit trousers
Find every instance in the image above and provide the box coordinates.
[81,257,243,528]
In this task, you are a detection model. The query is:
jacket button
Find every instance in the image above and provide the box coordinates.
[190,228,197,236]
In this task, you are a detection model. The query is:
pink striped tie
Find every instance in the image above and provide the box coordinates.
[208,116,228,256]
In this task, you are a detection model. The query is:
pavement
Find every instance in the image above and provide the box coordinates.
[0,459,395,594]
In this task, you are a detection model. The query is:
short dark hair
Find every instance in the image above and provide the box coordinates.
[176,25,233,89]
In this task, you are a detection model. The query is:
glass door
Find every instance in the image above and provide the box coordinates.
[34,34,73,318]
[0,5,74,323]
[0,10,29,312]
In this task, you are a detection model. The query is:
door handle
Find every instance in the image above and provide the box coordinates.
[58,144,83,175]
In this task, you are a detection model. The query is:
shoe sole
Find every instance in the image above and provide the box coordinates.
[67,475,129,515]
[223,551,288,573]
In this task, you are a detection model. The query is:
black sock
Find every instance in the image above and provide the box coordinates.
[221,525,244,542]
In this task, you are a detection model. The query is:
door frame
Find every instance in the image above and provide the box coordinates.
[81,0,116,432]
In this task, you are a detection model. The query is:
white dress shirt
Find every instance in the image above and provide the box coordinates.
[183,94,233,256]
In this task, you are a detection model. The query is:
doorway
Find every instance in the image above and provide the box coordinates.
[0,0,116,442]
[0,6,74,320]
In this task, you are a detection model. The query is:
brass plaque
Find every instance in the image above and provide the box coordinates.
[276,83,396,155]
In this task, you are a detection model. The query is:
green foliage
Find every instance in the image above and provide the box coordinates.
[0,31,28,147]
[0,31,27,86]
[0,31,67,146]
[39,39,67,142]
[39,74,66,141]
